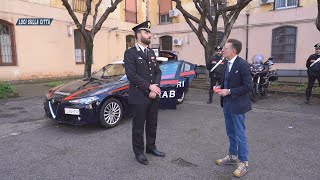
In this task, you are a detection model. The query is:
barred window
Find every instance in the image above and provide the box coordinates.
[0,20,17,66]
[160,36,172,51]
[275,0,298,10]
[216,31,224,46]
[74,29,85,64]
[73,0,86,13]
[271,26,297,63]
[125,0,137,23]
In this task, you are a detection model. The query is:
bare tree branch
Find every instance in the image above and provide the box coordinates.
[81,0,92,39]
[173,0,252,64]
[61,0,82,29]
[92,0,122,35]
[93,0,103,31]
[217,0,251,14]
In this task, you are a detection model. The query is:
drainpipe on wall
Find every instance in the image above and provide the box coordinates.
[246,12,250,61]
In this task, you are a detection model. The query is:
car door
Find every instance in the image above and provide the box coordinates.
[159,61,182,109]
[176,61,196,98]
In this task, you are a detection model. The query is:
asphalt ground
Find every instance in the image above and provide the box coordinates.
[0,85,319,180]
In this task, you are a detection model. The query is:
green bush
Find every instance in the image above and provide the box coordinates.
[47,81,67,87]
[0,82,16,99]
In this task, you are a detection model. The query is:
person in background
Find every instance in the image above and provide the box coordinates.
[206,46,224,104]
[305,43,320,104]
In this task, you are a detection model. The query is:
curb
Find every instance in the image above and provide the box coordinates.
[2,76,82,85]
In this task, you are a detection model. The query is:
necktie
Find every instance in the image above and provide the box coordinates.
[225,62,230,78]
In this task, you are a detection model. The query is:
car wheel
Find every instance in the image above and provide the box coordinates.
[99,98,123,128]
[177,91,185,104]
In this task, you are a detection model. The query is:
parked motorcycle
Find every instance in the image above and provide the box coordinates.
[249,54,278,102]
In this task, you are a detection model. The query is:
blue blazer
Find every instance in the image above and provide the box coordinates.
[220,56,253,114]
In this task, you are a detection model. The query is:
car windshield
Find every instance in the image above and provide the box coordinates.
[160,62,179,79]
[92,64,126,79]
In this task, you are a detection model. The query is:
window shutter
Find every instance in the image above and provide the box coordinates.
[159,0,172,15]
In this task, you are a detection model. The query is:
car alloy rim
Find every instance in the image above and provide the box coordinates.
[177,92,185,102]
[104,102,121,125]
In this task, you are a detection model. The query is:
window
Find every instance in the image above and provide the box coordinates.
[160,36,172,51]
[74,29,86,64]
[73,0,86,13]
[159,0,172,24]
[210,0,227,17]
[184,63,191,72]
[125,0,137,23]
[271,26,297,63]
[275,0,298,10]
[216,31,224,46]
[126,35,135,49]
[0,20,16,66]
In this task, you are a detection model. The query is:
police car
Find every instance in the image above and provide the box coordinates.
[44,58,195,128]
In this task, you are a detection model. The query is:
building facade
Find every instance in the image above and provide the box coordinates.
[0,0,145,81]
[0,0,319,81]
[150,0,319,70]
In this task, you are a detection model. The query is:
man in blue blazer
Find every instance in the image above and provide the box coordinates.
[215,39,253,178]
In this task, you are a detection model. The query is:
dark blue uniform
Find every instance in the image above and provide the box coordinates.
[124,44,161,155]
[305,53,320,103]
[206,55,224,103]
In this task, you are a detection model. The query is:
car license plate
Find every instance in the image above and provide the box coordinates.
[64,108,80,115]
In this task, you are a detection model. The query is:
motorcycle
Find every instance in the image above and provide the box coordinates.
[249,54,278,102]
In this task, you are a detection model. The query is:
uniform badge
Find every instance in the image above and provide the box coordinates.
[151,56,155,60]
[212,61,216,64]
[138,57,143,59]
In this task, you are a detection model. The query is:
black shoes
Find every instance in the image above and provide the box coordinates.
[146,149,165,157]
[135,154,148,165]
[207,99,212,104]
[135,149,165,165]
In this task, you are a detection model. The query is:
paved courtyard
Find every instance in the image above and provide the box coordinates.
[0,86,319,180]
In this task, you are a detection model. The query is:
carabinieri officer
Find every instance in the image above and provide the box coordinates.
[123,21,165,165]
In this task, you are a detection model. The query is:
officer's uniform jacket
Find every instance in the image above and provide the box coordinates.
[124,44,162,104]
[306,53,320,76]
[207,55,224,77]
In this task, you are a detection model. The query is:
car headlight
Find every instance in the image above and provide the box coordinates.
[69,96,99,105]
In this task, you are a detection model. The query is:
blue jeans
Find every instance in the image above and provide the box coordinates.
[223,101,249,162]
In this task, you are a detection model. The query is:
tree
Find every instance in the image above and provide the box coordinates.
[172,0,252,65]
[316,0,320,31]
[61,0,122,78]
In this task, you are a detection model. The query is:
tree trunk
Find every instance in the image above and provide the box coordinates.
[84,38,94,78]
[317,0,320,31]
[205,46,215,66]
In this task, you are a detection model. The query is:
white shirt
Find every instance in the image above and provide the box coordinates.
[227,55,237,72]
[137,43,147,53]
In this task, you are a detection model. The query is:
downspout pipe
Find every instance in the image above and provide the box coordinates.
[246,12,250,61]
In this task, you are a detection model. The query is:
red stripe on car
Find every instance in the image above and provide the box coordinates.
[64,86,98,100]
[180,70,195,76]
[161,80,179,85]
[111,85,129,93]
